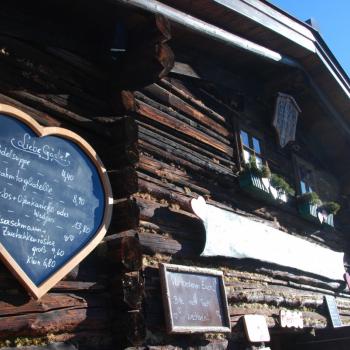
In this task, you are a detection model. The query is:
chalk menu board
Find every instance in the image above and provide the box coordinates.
[0,107,112,298]
[159,263,231,333]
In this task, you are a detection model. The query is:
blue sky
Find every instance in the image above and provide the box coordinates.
[269,0,350,77]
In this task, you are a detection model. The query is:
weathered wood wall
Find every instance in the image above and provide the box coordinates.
[1,1,350,350]
[120,61,350,348]
[0,2,142,349]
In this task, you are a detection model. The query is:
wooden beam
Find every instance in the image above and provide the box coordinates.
[115,43,174,89]
[0,343,78,350]
[111,0,299,67]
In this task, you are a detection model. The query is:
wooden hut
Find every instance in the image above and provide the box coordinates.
[0,0,350,349]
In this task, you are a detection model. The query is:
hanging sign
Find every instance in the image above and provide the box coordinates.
[0,105,113,299]
[159,263,231,333]
[272,92,301,148]
[344,272,350,290]
[324,295,343,328]
[279,309,303,328]
[243,314,270,343]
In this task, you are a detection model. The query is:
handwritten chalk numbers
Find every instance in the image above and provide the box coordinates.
[64,234,75,242]
[72,194,85,206]
[51,247,64,259]
[61,169,74,182]
[43,258,56,269]
[72,221,90,235]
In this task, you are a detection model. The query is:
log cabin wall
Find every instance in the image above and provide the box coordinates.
[121,43,350,348]
[0,1,349,350]
[0,1,142,349]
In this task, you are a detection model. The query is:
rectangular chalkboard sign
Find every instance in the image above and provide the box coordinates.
[159,263,231,333]
[324,295,343,328]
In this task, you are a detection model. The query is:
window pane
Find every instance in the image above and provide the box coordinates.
[243,149,250,163]
[252,137,261,154]
[300,181,307,194]
[256,157,262,169]
[240,130,249,147]
[300,167,307,180]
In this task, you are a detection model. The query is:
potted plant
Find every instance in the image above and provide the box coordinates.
[297,191,340,227]
[270,173,295,203]
[238,156,272,202]
[297,191,321,223]
[318,201,341,227]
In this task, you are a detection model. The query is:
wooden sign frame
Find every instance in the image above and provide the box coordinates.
[0,104,113,299]
[159,263,231,334]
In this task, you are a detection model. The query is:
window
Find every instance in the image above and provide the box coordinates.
[298,165,313,194]
[239,130,263,168]
[295,158,339,200]
[293,156,316,195]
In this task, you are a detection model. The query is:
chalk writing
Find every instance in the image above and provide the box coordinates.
[0,144,31,169]
[161,265,230,332]
[61,169,74,182]
[11,133,71,167]
[0,114,105,285]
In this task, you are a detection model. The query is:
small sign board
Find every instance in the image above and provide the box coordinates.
[243,315,270,343]
[324,295,343,328]
[280,309,303,328]
[159,263,231,333]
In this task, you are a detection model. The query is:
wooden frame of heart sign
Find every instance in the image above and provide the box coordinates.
[0,104,113,299]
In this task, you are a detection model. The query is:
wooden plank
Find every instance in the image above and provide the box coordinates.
[241,0,314,39]
[142,84,231,138]
[212,0,315,52]
[0,307,109,337]
[138,120,235,166]
[138,137,234,179]
[135,91,231,145]
[0,293,106,317]
[1,343,78,350]
[135,100,233,156]
[161,78,228,124]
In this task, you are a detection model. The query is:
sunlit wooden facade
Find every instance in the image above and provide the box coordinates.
[0,0,350,349]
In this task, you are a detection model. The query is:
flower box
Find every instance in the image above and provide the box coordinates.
[270,187,288,203]
[323,214,334,227]
[320,212,334,228]
[297,202,319,224]
[239,172,272,202]
[298,204,335,227]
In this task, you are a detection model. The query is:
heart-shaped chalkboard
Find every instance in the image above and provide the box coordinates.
[0,105,113,299]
